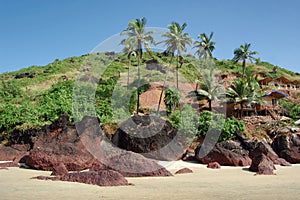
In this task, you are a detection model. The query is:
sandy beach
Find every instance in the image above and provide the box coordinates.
[1,161,300,200]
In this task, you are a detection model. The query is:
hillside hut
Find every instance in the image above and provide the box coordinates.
[262,90,288,107]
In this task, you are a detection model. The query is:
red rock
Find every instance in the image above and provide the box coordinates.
[250,141,291,166]
[175,168,193,174]
[51,162,68,176]
[272,133,300,164]
[112,115,185,161]
[25,115,102,171]
[103,151,173,177]
[196,141,252,166]
[34,170,129,187]
[207,162,221,169]
[249,154,276,175]
[0,145,27,161]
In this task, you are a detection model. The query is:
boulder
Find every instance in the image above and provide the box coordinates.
[272,133,300,163]
[25,115,101,171]
[0,161,18,168]
[249,154,276,175]
[249,141,291,166]
[207,162,221,169]
[51,162,68,176]
[112,115,185,161]
[91,149,173,177]
[34,170,129,187]
[25,115,172,177]
[175,168,193,174]
[195,140,251,166]
[0,145,27,161]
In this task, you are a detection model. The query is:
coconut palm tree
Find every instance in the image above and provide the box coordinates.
[233,43,258,77]
[193,32,216,91]
[120,17,155,114]
[196,68,222,111]
[162,22,192,89]
[156,22,192,115]
[225,78,250,118]
[194,32,215,59]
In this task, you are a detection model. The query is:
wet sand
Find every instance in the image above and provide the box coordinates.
[1,161,300,200]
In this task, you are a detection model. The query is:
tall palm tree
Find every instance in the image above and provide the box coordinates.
[196,68,222,111]
[120,17,155,114]
[156,22,192,115]
[193,32,216,91]
[232,43,258,77]
[194,32,215,59]
[162,22,192,89]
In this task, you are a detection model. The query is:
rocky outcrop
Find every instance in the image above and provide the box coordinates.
[249,154,276,175]
[91,150,173,177]
[195,140,252,166]
[249,141,291,166]
[272,133,300,163]
[112,115,185,161]
[207,162,221,169]
[175,168,193,174]
[34,170,129,187]
[51,162,68,176]
[25,115,100,171]
[0,145,27,161]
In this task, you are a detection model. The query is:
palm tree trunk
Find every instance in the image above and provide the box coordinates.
[176,54,179,89]
[156,55,174,115]
[137,55,140,114]
[242,59,246,77]
[127,59,130,90]
[136,41,142,115]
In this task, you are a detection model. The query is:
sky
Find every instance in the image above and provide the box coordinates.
[0,0,300,73]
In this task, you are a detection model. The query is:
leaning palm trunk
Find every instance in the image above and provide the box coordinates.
[156,55,174,115]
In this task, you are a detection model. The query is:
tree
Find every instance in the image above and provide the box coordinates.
[225,73,264,118]
[193,32,216,91]
[232,43,258,77]
[161,22,192,89]
[164,86,181,115]
[120,17,156,114]
[121,41,136,90]
[156,22,192,114]
[196,68,222,111]
[194,32,215,59]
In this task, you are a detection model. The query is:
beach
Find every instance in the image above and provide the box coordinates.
[1,161,300,200]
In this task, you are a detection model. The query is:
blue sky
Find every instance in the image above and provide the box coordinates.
[0,0,300,73]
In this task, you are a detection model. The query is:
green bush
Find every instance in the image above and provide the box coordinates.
[197,110,245,142]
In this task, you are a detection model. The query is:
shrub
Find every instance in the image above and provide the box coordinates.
[197,110,245,142]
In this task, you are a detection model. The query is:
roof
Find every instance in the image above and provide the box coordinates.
[275,76,292,84]
[262,90,288,98]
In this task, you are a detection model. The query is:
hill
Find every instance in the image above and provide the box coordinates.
[0,52,300,143]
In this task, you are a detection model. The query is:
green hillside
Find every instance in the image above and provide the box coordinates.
[0,52,300,143]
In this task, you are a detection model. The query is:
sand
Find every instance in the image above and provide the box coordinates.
[1,161,300,200]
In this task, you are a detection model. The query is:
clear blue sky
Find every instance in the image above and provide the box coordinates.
[0,0,300,73]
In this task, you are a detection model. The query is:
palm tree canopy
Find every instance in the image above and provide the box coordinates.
[194,32,216,58]
[197,68,222,102]
[232,43,258,63]
[120,17,156,57]
[161,22,192,55]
